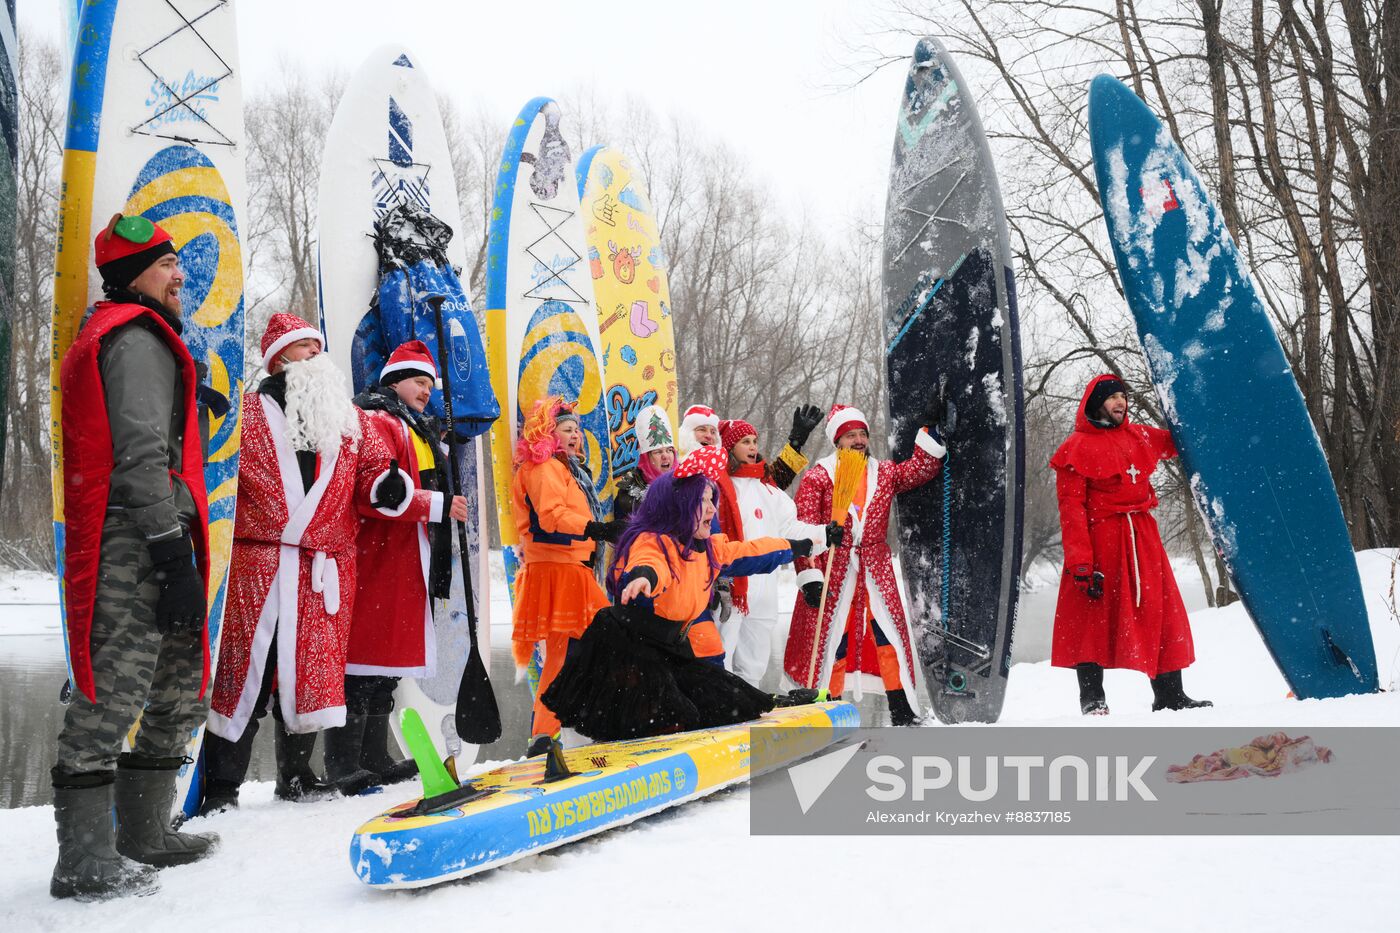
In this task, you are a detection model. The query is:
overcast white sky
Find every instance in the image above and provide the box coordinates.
[24,0,919,229]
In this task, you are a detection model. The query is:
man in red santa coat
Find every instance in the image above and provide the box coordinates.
[347,341,469,784]
[782,405,945,725]
[1050,374,1212,715]
[200,313,416,811]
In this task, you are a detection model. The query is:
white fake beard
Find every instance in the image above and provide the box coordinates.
[281,353,361,455]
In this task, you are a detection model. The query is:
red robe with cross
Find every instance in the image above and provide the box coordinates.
[207,392,417,740]
[1049,374,1195,677]
[782,430,943,711]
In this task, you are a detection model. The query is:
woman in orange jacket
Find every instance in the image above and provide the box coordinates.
[541,446,823,741]
[510,396,622,755]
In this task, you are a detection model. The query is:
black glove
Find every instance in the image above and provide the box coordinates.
[825,522,845,549]
[801,581,823,609]
[1087,571,1105,600]
[373,459,408,509]
[148,536,205,635]
[584,519,626,544]
[1072,565,1104,601]
[788,404,823,451]
[787,538,814,558]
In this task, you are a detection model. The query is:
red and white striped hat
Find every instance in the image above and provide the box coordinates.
[826,404,868,446]
[380,340,439,386]
[260,312,323,371]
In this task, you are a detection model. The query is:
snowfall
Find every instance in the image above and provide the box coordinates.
[2,549,1397,932]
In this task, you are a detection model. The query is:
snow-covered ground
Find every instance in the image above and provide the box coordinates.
[2,550,1397,931]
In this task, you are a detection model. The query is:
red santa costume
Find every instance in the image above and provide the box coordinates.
[1049,374,1195,678]
[347,341,450,677]
[207,314,415,741]
[782,405,944,716]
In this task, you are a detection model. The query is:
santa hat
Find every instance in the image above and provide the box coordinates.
[380,339,440,387]
[677,404,720,454]
[673,445,727,483]
[94,213,176,294]
[635,405,676,455]
[261,312,323,371]
[720,418,757,451]
[826,404,868,446]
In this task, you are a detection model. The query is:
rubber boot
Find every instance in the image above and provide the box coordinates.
[115,754,220,868]
[1150,670,1213,712]
[322,714,382,796]
[50,773,159,901]
[1077,663,1109,716]
[198,721,259,815]
[886,689,919,727]
[274,722,336,802]
[358,714,418,786]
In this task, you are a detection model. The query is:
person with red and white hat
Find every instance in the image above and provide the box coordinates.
[716,417,841,687]
[678,402,824,493]
[345,341,471,784]
[201,313,422,811]
[677,404,721,455]
[782,404,946,725]
[51,213,222,900]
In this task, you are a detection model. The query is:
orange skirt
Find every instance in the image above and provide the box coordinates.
[512,561,610,665]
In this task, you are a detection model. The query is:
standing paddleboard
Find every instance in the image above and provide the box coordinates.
[0,0,16,489]
[576,146,679,487]
[883,38,1025,724]
[1088,75,1377,699]
[317,45,491,770]
[51,0,248,817]
[485,98,607,605]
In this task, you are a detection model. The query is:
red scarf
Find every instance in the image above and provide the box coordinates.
[715,461,773,615]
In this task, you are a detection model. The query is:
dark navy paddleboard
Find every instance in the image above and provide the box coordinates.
[1088,75,1377,699]
[884,38,1025,723]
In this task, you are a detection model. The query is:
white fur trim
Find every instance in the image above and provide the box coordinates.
[346,662,431,678]
[370,467,416,517]
[428,491,445,523]
[261,327,322,370]
[380,358,437,381]
[826,406,868,445]
[914,427,946,458]
[280,704,346,734]
[796,567,824,588]
[864,568,922,715]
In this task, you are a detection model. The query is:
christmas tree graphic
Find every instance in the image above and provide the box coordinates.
[645,412,669,449]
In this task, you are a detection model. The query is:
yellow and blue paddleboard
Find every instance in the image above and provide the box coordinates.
[350,702,857,889]
[576,147,679,489]
[52,0,247,818]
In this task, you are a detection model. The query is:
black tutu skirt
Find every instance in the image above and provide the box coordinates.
[540,605,775,742]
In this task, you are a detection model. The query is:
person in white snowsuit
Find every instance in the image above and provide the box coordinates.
[715,418,838,687]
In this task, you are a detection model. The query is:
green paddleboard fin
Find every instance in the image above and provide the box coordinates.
[399,707,458,798]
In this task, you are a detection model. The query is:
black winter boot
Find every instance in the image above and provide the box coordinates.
[274,722,336,802]
[198,722,259,815]
[526,733,553,758]
[886,689,919,727]
[359,714,419,785]
[1150,670,1213,712]
[1077,663,1109,716]
[115,754,219,868]
[322,715,382,796]
[50,772,159,900]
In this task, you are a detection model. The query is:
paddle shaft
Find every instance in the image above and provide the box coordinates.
[424,292,501,743]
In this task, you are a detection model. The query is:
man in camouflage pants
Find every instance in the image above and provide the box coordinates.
[52,214,226,900]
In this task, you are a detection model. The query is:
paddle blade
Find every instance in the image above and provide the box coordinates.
[454,644,502,744]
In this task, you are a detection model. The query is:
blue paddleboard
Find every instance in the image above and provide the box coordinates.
[1088,75,1377,699]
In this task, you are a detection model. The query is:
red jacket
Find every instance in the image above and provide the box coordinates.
[1048,374,1194,676]
[59,302,210,702]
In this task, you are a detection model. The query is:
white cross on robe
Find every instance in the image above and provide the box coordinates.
[1126,464,1141,484]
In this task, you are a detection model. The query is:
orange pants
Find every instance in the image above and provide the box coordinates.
[532,632,573,739]
[827,610,903,698]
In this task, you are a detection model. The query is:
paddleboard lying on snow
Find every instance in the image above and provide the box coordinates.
[350,701,858,888]
[883,37,1025,724]
[51,0,248,818]
[1088,74,1377,699]
[316,44,492,770]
